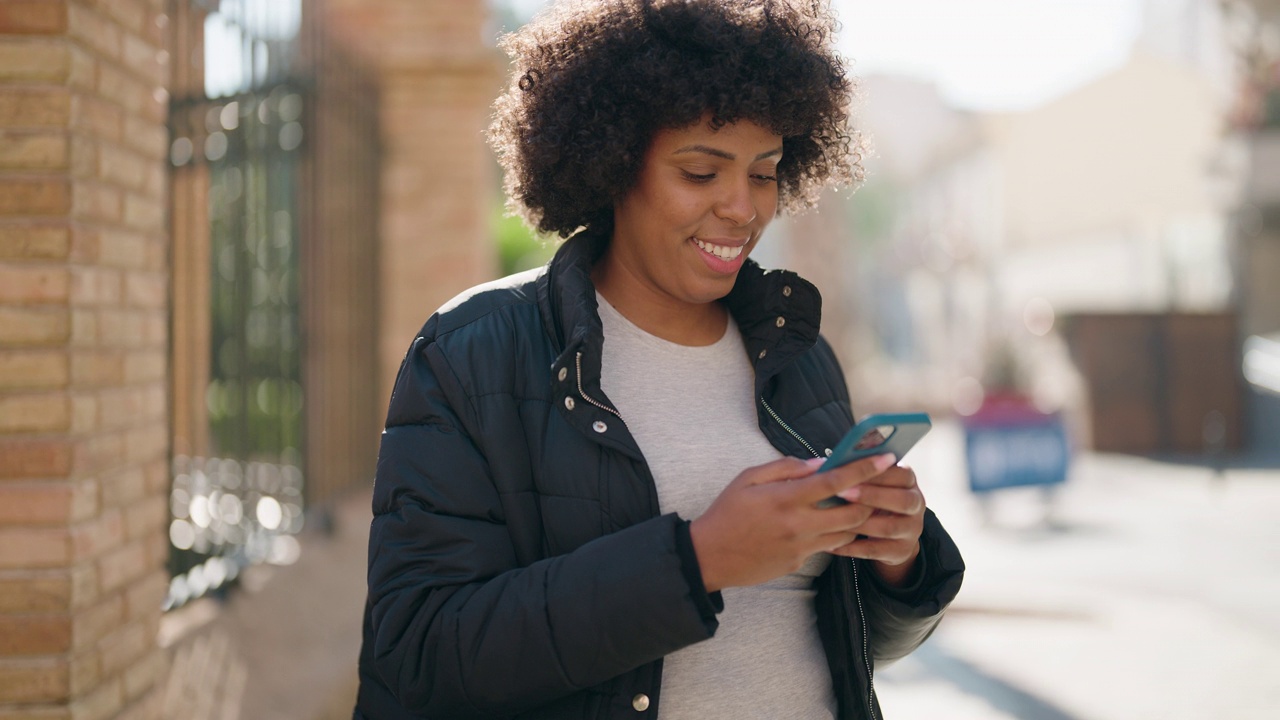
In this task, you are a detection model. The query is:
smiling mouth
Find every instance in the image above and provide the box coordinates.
[692,238,744,261]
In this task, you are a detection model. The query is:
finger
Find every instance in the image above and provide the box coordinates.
[792,453,895,503]
[829,537,909,561]
[837,485,925,516]
[855,464,918,489]
[740,456,825,486]
[845,513,921,542]
[814,530,862,553]
[806,501,875,531]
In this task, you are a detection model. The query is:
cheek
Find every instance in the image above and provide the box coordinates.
[765,195,780,219]
[650,186,707,229]
[756,187,780,220]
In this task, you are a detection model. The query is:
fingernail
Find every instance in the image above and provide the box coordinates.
[805,457,826,468]
[872,454,896,472]
[839,487,861,501]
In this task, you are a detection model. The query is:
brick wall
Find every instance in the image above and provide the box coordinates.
[0,1,171,718]
[324,0,500,408]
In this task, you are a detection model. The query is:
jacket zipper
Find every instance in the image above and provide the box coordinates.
[760,396,879,720]
[759,397,822,459]
[849,560,879,720]
[575,352,624,421]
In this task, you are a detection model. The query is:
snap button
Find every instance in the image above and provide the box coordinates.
[824,448,833,457]
[775,316,786,328]
[557,367,568,382]
[564,397,575,410]
[592,420,607,433]
[632,693,650,711]
[782,285,792,297]
[757,349,767,359]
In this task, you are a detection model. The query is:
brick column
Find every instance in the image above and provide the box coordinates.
[0,1,171,718]
[323,0,500,407]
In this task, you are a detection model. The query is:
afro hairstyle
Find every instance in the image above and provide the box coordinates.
[489,0,863,238]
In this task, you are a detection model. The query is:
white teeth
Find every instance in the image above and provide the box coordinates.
[693,238,743,260]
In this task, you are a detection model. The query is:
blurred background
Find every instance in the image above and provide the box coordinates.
[1,0,1277,718]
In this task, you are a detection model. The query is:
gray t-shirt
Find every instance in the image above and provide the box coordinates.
[597,294,836,719]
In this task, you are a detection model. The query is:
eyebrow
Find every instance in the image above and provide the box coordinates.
[673,144,784,161]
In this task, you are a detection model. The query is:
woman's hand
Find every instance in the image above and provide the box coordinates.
[689,453,898,592]
[830,465,925,587]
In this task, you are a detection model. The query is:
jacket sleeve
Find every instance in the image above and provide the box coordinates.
[366,332,717,717]
[856,508,965,666]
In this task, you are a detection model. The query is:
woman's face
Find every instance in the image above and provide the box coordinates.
[605,116,783,315]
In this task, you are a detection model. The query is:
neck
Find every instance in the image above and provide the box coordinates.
[592,259,728,347]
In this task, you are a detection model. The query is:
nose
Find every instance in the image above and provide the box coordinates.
[713,177,757,226]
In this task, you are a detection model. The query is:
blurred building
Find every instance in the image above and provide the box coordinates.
[842,1,1280,456]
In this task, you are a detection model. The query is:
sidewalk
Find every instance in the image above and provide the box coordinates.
[876,421,1280,719]
[158,487,371,720]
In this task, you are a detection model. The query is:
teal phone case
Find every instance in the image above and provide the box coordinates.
[818,412,932,473]
[815,412,931,508]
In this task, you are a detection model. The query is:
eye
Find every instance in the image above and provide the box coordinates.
[681,170,715,183]
[752,173,778,184]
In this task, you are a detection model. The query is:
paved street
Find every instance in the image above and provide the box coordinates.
[876,421,1280,719]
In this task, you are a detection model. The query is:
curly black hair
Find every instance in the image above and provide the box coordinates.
[489,0,862,238]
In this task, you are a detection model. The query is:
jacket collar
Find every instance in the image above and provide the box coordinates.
[537,227,609,354]
[723,251,824,388]
[537,228,824,395]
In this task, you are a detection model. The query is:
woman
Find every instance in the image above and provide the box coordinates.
[354,1,964,718]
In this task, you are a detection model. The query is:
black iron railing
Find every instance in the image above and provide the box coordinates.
[166,0,379,608]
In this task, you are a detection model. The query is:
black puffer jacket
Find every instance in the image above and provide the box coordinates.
[354,231,964,720]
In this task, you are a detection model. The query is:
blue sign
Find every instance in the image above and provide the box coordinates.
[962,399,1069,493]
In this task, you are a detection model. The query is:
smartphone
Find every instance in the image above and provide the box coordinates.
[815,412,931,507]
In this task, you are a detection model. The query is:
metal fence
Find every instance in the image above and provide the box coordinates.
[166,0,379,607]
